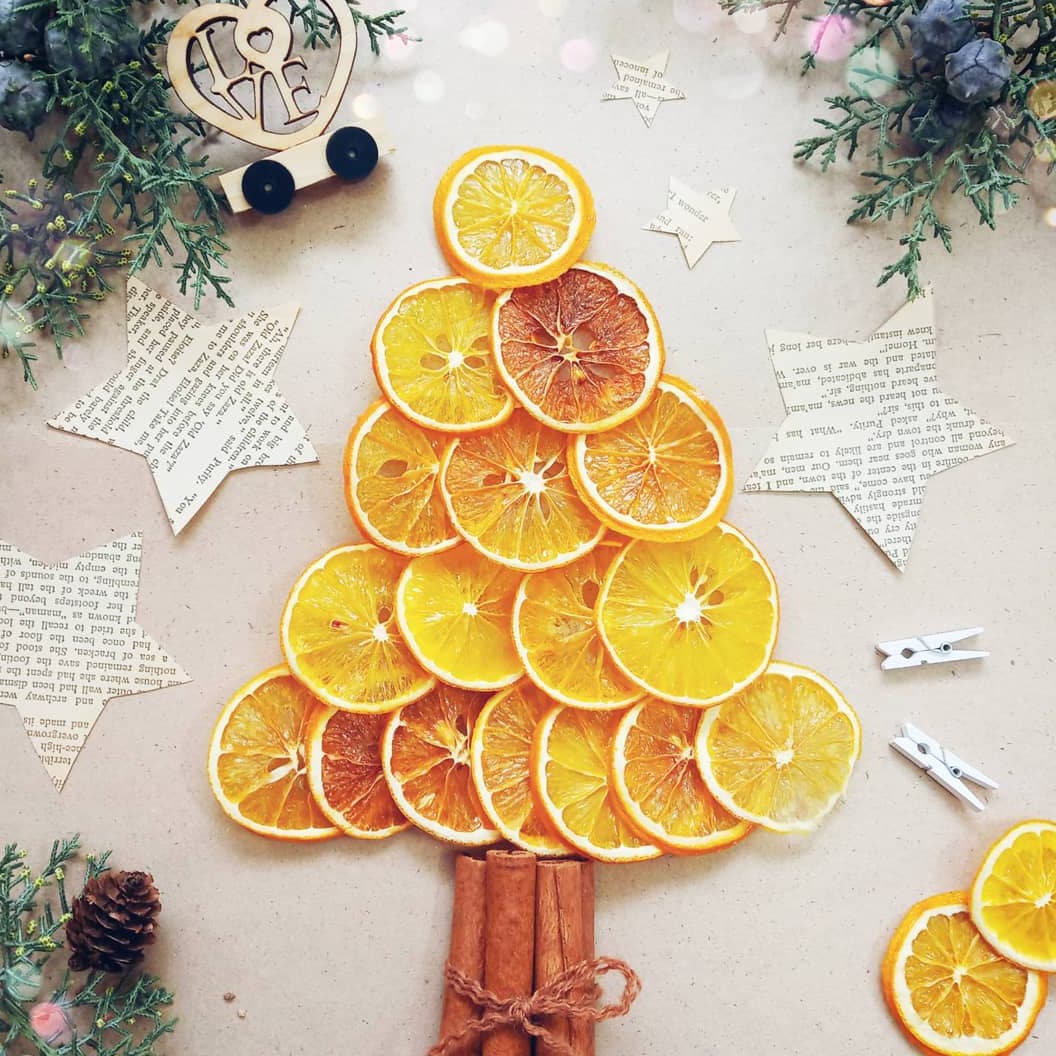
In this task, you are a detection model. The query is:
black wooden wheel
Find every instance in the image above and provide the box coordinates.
[241,159,295,214]
[325,126,379,181]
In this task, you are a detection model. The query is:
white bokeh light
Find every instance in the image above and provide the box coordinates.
[539,0,568,16]
[847,47,898,99]
[413,70,446,103]
[459,20,510,57]
[733,7,770,34]
[560,38,597,72]
[1044,207,1056,227]
[352,93,378,120]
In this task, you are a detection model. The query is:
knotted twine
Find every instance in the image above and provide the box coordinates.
[428,955,641,1056]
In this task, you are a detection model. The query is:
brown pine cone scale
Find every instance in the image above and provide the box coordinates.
[65,870,161,973]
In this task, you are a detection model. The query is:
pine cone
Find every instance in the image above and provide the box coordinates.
[65,870,161,973]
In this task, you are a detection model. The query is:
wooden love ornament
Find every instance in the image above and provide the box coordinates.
[166,0,357,151]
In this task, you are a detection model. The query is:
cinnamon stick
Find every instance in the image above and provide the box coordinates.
[483,850,537,1056]
[534,860,595,1056]
[439,855,487,1056]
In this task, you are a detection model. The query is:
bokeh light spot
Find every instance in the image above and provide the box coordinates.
[807,14,861,62]
[539,0,568,16]
[352,93,378,120]
[1044,207,1056,227]
[734,7,770,34]
[713,46,763,100]
[413,70,446,104]
[383,34,418,64]
[560,38,597,72]
[847,46,898,98]
[459,20,510,57]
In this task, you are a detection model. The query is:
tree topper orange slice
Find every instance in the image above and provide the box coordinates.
[371,277,513,433]
[492,262,664,433]
[569,376,733,540]
[433,145,595,289]
[597,526,779,706]
[343,400,459,556]
[882,891,1047,1056]
[381,683,499,846]
[207,665,339,842]
[281,544,435,713]
[440,410,604,572]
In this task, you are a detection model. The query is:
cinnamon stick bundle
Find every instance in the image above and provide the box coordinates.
[534,860,596,1056]
[483,851,537,1056]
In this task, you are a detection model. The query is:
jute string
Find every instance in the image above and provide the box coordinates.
[428,956,641,1056]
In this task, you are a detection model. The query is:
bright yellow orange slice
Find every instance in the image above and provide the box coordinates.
[207,665,339,841]
[440,410,604,571]
[882,892,1047,1056]
[612,699,751,854]
[492,262,664,433]
[371,277,513,433]
[305,705,410,839]
[343,400,459,556]
[569,376,733,540]
[696,662,861,833]
[971,820,1056,972]
[597,526,779,706]
[433,145,595,289]
[531,705,662,863]
[280,544,435,713]
[470,681,571,855]
[381,684,499,846]
[512,541,642,710]
[395,546,523,690]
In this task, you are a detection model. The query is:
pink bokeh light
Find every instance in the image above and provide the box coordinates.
[806,14,861,63]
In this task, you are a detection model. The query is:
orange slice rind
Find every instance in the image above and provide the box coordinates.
[492,262,664,434]
[882,891,1047,1056]
[207,665,339,842]
[433,145,595,289]
[569,375,733,540]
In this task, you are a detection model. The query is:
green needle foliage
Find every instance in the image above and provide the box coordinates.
[0,836,175,1056]
[720,0,1056,296]
[0,0,410,389]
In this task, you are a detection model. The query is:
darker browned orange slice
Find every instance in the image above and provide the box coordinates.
[491,262,664,433]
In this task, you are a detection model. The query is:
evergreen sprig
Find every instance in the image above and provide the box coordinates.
[0,0,410,388]
[0,836,175,1056]
[719,0,1056,294]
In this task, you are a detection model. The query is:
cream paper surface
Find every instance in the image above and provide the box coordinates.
[743,287,1013,571]
[644,179,739,267]
[0,533,189,790]
[48,279,316,534]
[601,51,685,127]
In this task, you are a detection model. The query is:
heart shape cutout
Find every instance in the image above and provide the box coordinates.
[166,0,357,151]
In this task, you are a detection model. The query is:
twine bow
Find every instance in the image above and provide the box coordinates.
[428,956,641,1056]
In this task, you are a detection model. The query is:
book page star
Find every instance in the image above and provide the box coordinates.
[644,179,739,267]
[0,534,189,790]
[48,279,317,534]
[743,288,1013,571]
[601,51,685,127]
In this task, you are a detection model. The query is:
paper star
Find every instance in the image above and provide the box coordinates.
[601,51,685,127]
[644,180,739,267]
[0,534,189,790]
[49,279,317,534]
[743,288,1013,571]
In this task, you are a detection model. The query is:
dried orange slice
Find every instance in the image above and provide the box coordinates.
[882,892,1047,1056]
[531,705,662,863]
[569,376,733,540]
[512,541,642,710]
[971,820,1056,972]
[281,544,435,713]
[343,400,458,556]
[433,145,595,289]
[696,662,861,833]
[371,277,513,433]
[470,681,571,856]
[381,683,499,846]
[440,410,604,571]
[207,665,339,842]
[612,699,751,854]
[597,527,779,706]
[492,262,664,433]
[305,705,410,839]
[395,546,523,690]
